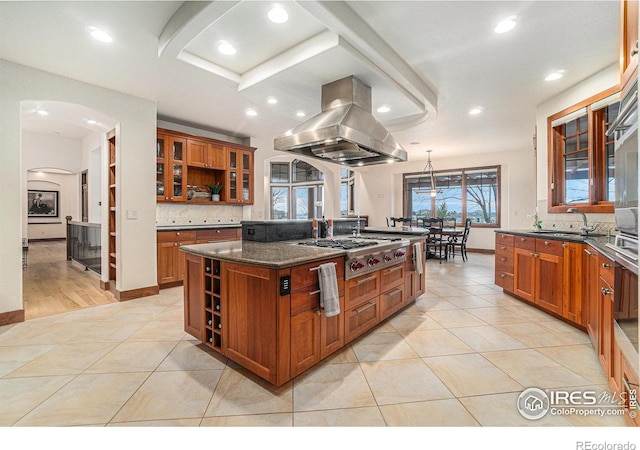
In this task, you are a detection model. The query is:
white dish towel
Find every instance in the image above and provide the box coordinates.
[318,262,340,317]
[413,242,423,275]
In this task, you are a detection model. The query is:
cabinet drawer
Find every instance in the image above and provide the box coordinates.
[536,238,564,257]
[157,230,197,242]
[345,299,379,343]
[495,233,515,246]
[345,272,381,310]
[495,243,513,259]
[495,272,514,292]
[290,284,345,316]
[196,228,239,242]
[599,256,615,286]
[495,255,514,274]
[380,263,405,292]
[514,235,536,251]
[291,257,345,290]
[380,285,405,320]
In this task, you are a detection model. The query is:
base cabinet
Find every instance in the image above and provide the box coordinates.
[183,252,417,387]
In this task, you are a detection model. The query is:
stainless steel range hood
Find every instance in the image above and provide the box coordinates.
[274,76,407,167]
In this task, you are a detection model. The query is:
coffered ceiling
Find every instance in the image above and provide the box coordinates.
[0,1,619,161]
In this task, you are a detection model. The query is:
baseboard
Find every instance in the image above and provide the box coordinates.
[102,281,160,301]
[0,309,25,326]
[160,280,184,289]
[467,248,494,255]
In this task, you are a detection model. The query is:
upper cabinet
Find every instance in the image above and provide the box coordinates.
[157,128,255,204]
[226,147,253,204]
[620,0,639,94]
[157,133,187,202]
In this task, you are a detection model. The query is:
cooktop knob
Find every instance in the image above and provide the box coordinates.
[395,250,405,258]
[350,261,364,271]
[384,255,392,262]
[367,257,380,266]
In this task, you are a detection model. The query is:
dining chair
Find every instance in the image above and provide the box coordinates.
[448,218,472,261]
[423,217,448,263]
[395,217,413,226]
[442,217,456,229]
[386,216,397,227]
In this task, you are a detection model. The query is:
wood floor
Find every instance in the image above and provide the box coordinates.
[22,240,117,320]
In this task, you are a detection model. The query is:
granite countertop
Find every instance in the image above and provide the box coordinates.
[180,240,346,268]
[180,234,423,268]
[495,229,616,260]
[157,223,241,231]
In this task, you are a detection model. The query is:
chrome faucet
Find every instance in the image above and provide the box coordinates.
[567,208,597,235]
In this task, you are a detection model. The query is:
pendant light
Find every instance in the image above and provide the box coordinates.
[416,150,442,197]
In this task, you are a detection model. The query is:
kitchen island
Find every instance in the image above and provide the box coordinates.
[180,235,426,386]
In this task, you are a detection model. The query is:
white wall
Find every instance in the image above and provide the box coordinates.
[0,59,157,316]
[82,132,103,224]
[535,63,619,231]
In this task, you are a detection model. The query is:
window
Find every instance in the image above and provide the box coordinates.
[403,166,500,227]
[341,168,355,216]
[548,87,619,213]
[270,160,324,219]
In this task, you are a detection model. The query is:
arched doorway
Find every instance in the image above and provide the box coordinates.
[21,100,117,319]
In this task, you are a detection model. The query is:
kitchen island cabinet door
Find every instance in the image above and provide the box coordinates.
[183,253,205,341]
[291,309,321,377]
[320,296,345,359]
[221,262,279,385]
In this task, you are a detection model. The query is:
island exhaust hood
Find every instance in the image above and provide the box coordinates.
[274,76,407,167]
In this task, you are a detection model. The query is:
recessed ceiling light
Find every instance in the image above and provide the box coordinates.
[386,158,395,164]
[545,70,565,81]
[296,111,306,118]
[37,110,49,116]
[268,5,289,24]
[88,26,113,43]
[356,161,364,167]
[494,16,517,34]
[469,107,483,115]
[86,119,97,125]
[267,97,278,105]
[377,105,391,113]
[410,141,420,145]
[217,40,236,55]
[246,108,257,117]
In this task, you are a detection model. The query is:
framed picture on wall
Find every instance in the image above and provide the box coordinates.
[27,190,59,217]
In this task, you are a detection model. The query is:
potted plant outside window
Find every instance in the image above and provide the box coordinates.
[207,183,223,201]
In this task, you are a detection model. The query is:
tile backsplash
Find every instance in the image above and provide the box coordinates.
[536,199,616,234]
[156,203,243,227]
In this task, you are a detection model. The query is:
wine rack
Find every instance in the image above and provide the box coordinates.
[204,258,222,351]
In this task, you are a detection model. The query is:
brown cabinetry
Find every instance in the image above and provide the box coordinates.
[620,0,639,95]
[495,233,515,293]
[290,257,346,377]
[513,236,564,315]
[226,147,254,204]
[156,133,187,202]
[186,140,226,170]
[157,128,255,204]
[405,242,426,301]
[598,256,616,378]
[157,228,239,288]
[584,247,601,347]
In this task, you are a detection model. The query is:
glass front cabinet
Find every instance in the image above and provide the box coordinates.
[157,133,187,202]
[226,147,254,204]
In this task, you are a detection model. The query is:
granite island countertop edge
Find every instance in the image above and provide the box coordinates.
[495,229,616,260]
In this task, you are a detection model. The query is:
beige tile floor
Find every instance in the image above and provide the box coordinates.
[0,253,630,431]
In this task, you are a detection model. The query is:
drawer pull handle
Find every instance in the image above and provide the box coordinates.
[500,273,506,278]
[387,288,402,297]
[355,302,376,314]
[601,263,611,269]
[544,241,550,246]
[356,275,377,285]
[386,266,402,273]
[584,249,592,255]
[501,257,506,262]
[601,287,612,295]
[529,252,534,257]
[309,262,337,272]
[562,244,567,248]
[520,237,526,241]
[308,289,321,296]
